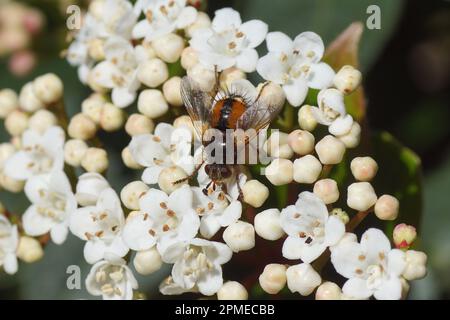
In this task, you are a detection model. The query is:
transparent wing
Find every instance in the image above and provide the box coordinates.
[236,100,283,141]
[180,76,215,140]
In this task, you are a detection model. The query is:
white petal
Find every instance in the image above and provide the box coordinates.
[159,240,187,264]
[293,32,324,62]
[311,106,332,125]
[256,53,286,84]
[3,253,18,275]
[360,228,391,262]
[112,87,137,108]
[90,61,117,89]
[154,122,175,148]
[176,7,198,29]
[122,213,156,251]
[283,79,308,107]
[329,115,353,136]
[295,191,328,222]
[342,278,373,299]
[97,188,123,223]
[239,20,268,48]
[199,239,233,265]
[308,62,335,89]
[24,174,50,204]
[331,242,367,279]
[197,264,223,296]
[132,20,151,39]
[177,210,200,241]
[282,236,327,263]
[199,216,221,239]
[282,236,304,260]
[235,48,259,73]
[84,240,107,264]
[3,151,34,180]
[324,216,346,246]
[50,224,68,245]
[216,200,242,227]
[199,52,235,71]
[107,237,130,259]
[266,31,293,52]
[142,166,164,185]
[212,8,241,32]
[69,207,98,240]
[22,206,53,236]
[387,249,407,276]
[139,188,168,213]
[169,185,193,214]
[373,277,402,300]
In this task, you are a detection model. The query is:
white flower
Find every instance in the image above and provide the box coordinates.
[331,228,407,300]
[311,88,354,136]
[197,164,247,201]
[122,185,200,257]
[190,7,267,72]
[4,126,65,181]
[159,238,232,296]
[75,172,110,206]
[22,169,76,245]
[89,36,141,108]
[280,191,345,263]
[191,187,242,239]
[257,31,335,106]
[0,215,19,275]
[129,122,195,185]
[133,0,198,41]
[85,254,138,300]
[69,188,129,264]
[67,0,137,83]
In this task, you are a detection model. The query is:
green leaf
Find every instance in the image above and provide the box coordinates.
[371,131,423,236]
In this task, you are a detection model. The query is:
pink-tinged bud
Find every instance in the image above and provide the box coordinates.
[23,9,44,35]
[8,51,36,77]
[393,224,417,249]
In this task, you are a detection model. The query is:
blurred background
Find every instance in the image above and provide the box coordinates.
[0,0,449,299]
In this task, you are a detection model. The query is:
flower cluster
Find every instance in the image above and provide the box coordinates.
[0,0,427,300]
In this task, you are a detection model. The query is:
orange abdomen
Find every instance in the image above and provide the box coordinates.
[211,98,246,130]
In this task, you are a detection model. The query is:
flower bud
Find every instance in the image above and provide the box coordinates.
[125,113,154,136]
[223,221,255,253]
[122,147,143,170]
[133,247,163,275]
[16,236,44,263]
[0,89,18,118]
[265,158,293,186]
[64,139,88,167]
[258,82,286,110]
[68,113,97,140]
[120,181,149,210]
[152,33,185,63]
[137,58,169,88]
[220,67,246,90]
[11,136,21,149]
[158,166,188,194]
[337,121,361,148]
[181,46,199,70]
[0,143,15,166]
[89,0,104,19]
[314,179,339,204]
[298,105,317,132]
[374,194,399,220]
[333,65,362,95]
[19,82,45,112]
[242,179,269,208]
[217,281,248,300]
[99,103,125,132]
[286,263,321,296]
[350,156,378,182]
[254,209,285,241]
[330,208,350,225]
[163,76,183,107]
[185,12,211,38]
[393,223,417,249]
[0,173,24,193]
[81,147,109,173]
[187,63,216,91]
[264,131,293,159]
[173,115,195,138]
[5,110,29,136]
[259,264,287,294]
[29,109,57,134]
[138,89,169,119]
[75,172,110,206]
[293,155,322,184]
[288,130,315,156]
[315,135,346,165]
[347,182,377,211]
[315,282,342,300]
[81,94,106,123]
[33,73,63,104]
[403,250,427,281]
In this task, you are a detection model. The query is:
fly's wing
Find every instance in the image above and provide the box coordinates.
[180,76,214,141]
[236,100,283,143]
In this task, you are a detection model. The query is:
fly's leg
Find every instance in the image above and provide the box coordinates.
[173,160,205,185]
[255,81,270,103]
